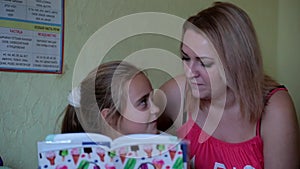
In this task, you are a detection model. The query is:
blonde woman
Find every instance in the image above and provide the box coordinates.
[158,2,300,169]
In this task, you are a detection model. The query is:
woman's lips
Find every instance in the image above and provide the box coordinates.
[190,81,204,86]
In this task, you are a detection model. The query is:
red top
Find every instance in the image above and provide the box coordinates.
[177,86,287,169]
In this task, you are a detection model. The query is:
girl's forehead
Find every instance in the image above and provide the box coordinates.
[129,73,151,89]
[123,73,151,94]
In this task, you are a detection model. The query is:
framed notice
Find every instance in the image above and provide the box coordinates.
[0,0,64,74]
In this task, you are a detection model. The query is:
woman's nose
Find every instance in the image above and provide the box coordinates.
[185,61,200,78]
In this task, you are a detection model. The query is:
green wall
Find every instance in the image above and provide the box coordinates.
[277,0,300,122]
[0,0,299,168]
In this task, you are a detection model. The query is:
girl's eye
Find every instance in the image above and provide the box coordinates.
[138,98,148,108]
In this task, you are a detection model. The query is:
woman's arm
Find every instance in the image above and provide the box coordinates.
[262,90,300,169]
[157,75,186,134]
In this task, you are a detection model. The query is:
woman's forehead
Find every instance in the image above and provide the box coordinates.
[182,30,218,59]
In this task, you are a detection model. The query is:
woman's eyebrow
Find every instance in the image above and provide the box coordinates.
[181,49,214,60]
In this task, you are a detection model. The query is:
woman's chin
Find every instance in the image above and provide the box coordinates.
[191,90,210,99]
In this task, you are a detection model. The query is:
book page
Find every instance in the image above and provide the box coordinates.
[111,133,179,148]
[111,134,188,169]
[45,133,112,144]
[37,133,189,169]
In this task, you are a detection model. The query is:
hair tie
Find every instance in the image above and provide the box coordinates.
[68,87,81,108]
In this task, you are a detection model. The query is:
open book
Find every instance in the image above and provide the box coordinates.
[37,133,189,169]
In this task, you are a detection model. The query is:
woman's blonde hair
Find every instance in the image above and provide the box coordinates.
[182,2,278,122]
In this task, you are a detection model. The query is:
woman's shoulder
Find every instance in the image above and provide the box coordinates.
[261,86,300,168]
[263,86,295,121]
[261,85,298,142]
[264,86,292,111]
[159,75,186,107]
[158,74,186,128]
[160,74,186,93]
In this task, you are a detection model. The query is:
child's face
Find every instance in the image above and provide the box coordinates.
[119,73,160,134]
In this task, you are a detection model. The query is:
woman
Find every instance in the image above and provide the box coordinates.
[158,2,300,169]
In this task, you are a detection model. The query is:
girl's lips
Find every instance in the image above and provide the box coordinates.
[152,120,158,125]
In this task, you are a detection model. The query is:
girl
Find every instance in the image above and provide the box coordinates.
[60,61,160,139]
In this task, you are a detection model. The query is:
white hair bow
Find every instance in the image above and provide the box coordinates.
[68,86,81,108]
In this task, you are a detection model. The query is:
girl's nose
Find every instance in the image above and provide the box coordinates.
[149,98,160,115]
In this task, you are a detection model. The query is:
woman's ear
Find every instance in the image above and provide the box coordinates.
[100,108,110,119]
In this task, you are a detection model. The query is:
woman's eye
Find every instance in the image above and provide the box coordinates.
[201,62,213,68]
[181,52,190,61]
[181,56,190,61]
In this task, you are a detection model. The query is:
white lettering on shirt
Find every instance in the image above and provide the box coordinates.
[213,162,255,169]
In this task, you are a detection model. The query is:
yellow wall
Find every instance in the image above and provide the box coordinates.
[0,1,299,168]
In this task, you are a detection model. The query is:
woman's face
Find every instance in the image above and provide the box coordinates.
[119,73,160,134]
[181,29,226,100]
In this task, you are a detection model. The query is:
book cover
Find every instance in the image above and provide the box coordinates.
[37,133,189,169]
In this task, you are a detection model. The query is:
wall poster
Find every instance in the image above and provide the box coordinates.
[0,0,64,74]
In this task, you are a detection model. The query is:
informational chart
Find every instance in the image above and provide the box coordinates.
[0,0,64,73]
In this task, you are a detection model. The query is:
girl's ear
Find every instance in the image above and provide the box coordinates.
[100,108,110,119]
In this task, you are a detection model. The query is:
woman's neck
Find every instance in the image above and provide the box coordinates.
[199,87,236,112]
[192,88,241,139]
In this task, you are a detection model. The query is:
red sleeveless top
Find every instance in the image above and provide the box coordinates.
[177,86,287,169]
